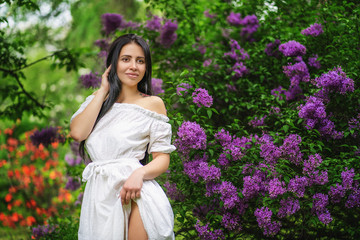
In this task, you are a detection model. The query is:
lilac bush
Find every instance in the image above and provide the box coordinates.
[75,1,360,239]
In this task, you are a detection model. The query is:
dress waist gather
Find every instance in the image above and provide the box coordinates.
[82,158,141,182]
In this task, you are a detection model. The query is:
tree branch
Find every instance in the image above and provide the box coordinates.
[10,71,46,109]
[0,49,66,73]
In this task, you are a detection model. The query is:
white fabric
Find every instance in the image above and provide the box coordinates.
[71,95,176,240]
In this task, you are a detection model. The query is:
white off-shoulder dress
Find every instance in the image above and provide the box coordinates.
[70,95,176,240]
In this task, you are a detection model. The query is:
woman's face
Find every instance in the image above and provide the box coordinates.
[116,42,146,88]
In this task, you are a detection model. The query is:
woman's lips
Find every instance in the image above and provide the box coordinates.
[126,73,139,78]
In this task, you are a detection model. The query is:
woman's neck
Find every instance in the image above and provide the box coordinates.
[117,86,141,103]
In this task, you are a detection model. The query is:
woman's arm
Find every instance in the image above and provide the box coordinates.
[69,66,111,142]
[120,96,171,205]
[119,152,170,205]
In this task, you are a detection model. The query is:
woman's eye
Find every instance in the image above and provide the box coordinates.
[137,59,145,64]
[122,58,129,62]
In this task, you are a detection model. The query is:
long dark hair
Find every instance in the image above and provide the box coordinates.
[79,34,153,165]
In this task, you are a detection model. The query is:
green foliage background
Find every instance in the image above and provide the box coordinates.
[1,0,360,239]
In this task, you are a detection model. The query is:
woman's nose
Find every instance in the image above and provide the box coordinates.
[129,60,137,70]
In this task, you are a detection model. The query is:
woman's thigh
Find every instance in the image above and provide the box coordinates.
[128,201,148,240]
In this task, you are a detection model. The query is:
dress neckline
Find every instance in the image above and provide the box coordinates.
[112,102,169,122]
[85,94,169,122]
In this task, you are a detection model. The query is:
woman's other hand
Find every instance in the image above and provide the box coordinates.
[120,168,145,205]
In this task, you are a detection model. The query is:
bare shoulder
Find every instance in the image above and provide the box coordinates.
[92,90,98,95]
[145,96,167,116]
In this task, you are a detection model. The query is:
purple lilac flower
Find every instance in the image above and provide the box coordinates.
[101,13,123,35]
[271,86,286,100]
[232,62,248,79]
[298,96,327,129]
[198,162,221,182]
[283,61,310,86]
[249,115,267,128]
[228,136,252,161]
[217,153,230,167]
[227,12,242,26]
[308,170,329,185]
[120,21,140,30]
[65,177,81,191]
[216,181,240,209]
[94,39,109,51]
[242,175,264,200]
[195,220,224,240]
[260,140,281,165]
[277,197,300,218]
[197,45,206,54]
[312,193,333,225]
[312,193,329,211]
[265,39,281,58]
[175,121,207,155]
[203,59,212,67]
[205,181,221,197]
[75,192,84,206]
[348,115,360,130]
[226,84,237,92]
[317,209,333,225]
[328,183,346,203]
[270,106,281,115]
[280,134,303,165]
[65,153,82,166]
[288,176,309,197]
[254,207,281,237]
[285,85,303,101]
[183,154,208,183]
[159,20,178,47]
[345,184,360,208]
[279,40,306,57]
[342,168,355,189]
[294,56,303,62]
[176,83,192,96]
[30,127,64,147]
[192,88,213,108]
[146,15,162,31]
[32,225,56,239]
[301,23,324,37]
[224,39,250,61]
[222,212,242,231]
[79,72,101,88]
[308,54,321,69]
[214,129,232,148]
[268,178,286,198]
[151,78,164,95]
[303,154,322,174]
[240,15,259,38]
[204,10,216,19]
[314,66,355,95]
[164,181,185,201]
[98,50,107,61]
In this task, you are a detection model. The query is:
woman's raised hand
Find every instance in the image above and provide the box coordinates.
[99,65,111,94]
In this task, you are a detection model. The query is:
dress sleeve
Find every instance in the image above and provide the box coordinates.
[70,95,95,123]
[148,120,176,154]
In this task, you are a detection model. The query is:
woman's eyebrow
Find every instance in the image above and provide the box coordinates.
[120,54,145,58]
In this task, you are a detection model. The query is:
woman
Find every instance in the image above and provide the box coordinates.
[70,34,176,240]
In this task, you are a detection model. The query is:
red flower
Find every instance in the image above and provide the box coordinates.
[26,216,36,226]
[5,193,12,202]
